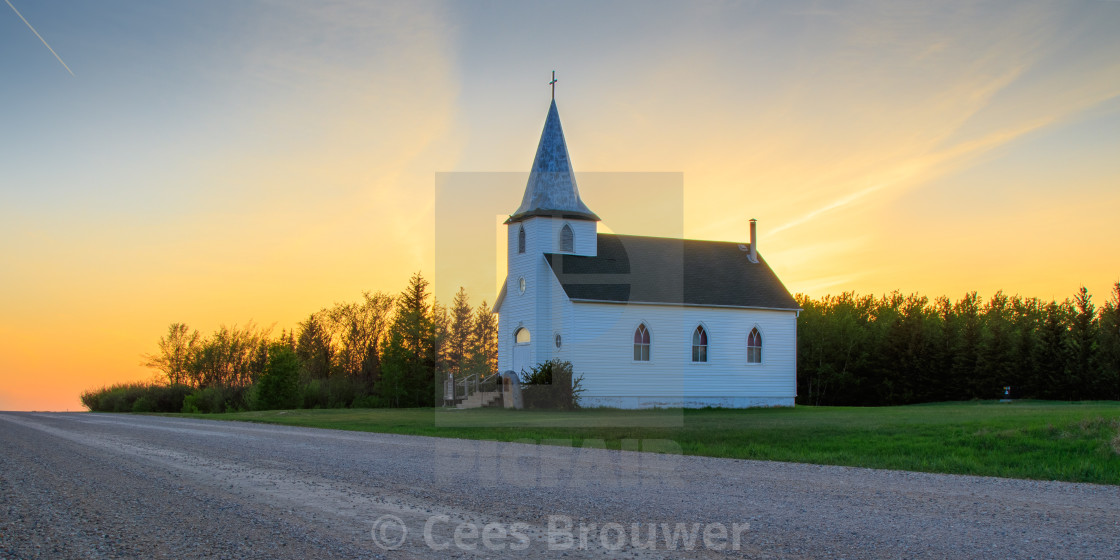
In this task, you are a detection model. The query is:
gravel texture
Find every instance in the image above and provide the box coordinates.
[1,412,1117,559]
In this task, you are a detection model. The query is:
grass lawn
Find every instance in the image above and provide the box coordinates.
[176,401,1120,485]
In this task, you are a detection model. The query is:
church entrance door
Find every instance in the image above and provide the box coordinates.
[512,327,531,375]
[513,344,530,375]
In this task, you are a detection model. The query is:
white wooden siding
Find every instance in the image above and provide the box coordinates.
[497,215,797,408]
[498,216,583,374]
[566,302,797,401]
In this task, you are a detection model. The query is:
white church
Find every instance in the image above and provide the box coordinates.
[492,98,800,408]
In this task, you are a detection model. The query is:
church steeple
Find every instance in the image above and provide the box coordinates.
[506,99,600,223]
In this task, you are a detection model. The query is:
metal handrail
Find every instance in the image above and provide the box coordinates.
[455,373,479,401]
[444,372,504,407]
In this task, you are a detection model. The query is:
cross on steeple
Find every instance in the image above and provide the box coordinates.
[549,71,557,100]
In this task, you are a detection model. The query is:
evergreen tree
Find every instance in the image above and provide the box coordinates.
[431,298,451,384]
[896,293,936,403]
[977,291,1014,400]
[1097,282,1120,400]
[795,293,874,405]
[795,294,826,405]
[930,296,958,402]
[469,300,499,378]
[1068,286,1098,399]
[446,287,474,378]
[1034,300,1071,399]
[1009,296,1042,397]
[296,311,334,379]
[139,262,1120,408]
[869,292,906,405]
[952,292,983,399]
[380,272,437,407]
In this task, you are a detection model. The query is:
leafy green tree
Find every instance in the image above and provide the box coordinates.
[141,321,270,411]
[142,323,200,386]
[186,323,271,388]
[330,291,393,388]
[135,258,1120,409]
[254,344,301,410]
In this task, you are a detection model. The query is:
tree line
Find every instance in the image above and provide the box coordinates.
[83,277,1120,412]
[82,272,498,412]
[797,282,1120,406]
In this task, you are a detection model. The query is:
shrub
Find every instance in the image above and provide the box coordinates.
[152,384,193,412]
[79,389,101,411]
[131,396,155,413]
[181,394,201,413]
[519,360,584,410]
[327,377,361,408]
[105,384,146,412]
[199,388,222,413]
[301,379,326,409]
[181,385,250,413]
[80,382,194,413]
[184,389,217,413]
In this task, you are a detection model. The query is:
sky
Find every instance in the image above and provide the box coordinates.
[2,0,1118,411]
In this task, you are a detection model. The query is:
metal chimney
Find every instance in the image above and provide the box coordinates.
[748,219,758,263]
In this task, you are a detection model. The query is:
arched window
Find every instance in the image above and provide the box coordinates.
[518,226,526,254]
[691,325,708,362]
[560,223,574,252]
[747,327,762,364]
[633,324,650,361]
[514,327,530,344]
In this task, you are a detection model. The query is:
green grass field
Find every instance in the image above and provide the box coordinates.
[177,401,1120,485]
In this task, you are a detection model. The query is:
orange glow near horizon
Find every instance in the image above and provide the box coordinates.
[2,1,1119,410]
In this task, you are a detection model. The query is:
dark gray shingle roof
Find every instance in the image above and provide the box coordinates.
[544,234,800,310]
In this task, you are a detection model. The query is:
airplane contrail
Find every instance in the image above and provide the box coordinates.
[5,0,74,76]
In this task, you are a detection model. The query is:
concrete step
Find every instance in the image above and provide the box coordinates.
[456,391,502,409]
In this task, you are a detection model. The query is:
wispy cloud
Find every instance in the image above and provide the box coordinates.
[789,273,868,296]
[766,0,1120,240]
[5,0,74,76]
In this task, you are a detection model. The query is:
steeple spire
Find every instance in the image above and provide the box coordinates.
[507,98,600,223]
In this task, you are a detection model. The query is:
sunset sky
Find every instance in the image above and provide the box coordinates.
[2,0,1118,411]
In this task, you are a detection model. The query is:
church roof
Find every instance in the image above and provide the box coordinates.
[544,234,800,311]
[507,100,600,223]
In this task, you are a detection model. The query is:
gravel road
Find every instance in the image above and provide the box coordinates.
[1,412,1117,559]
